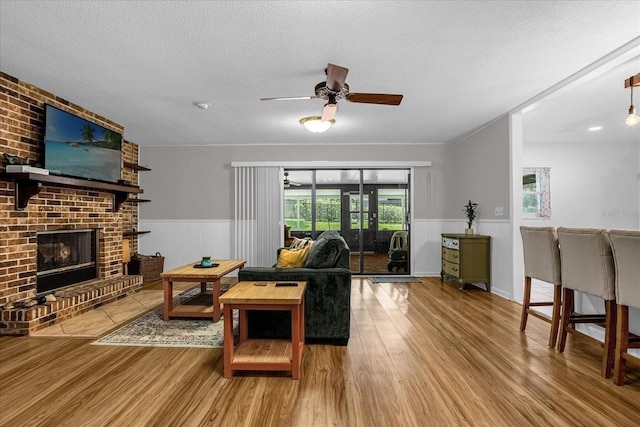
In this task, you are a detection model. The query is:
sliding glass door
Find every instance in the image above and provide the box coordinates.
[284,168,410,275]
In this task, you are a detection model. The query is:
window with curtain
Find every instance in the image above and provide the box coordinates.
[523,167,551,218]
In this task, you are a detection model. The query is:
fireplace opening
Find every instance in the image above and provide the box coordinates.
[36,229,99,294]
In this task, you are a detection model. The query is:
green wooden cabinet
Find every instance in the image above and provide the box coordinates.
[440,233,491,291]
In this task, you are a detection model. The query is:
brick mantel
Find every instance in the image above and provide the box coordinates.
[0,72,142,334]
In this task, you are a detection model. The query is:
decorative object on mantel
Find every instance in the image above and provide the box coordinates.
[463,200,479,234]
[3,152,28,165]
[3,152,44,168]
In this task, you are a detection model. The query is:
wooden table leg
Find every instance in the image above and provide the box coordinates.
[212,279,222,321]
[163,279,173,321]
[223,303,234,378]
[301,297,305,345]
[239,308,248,342]
[291,301,304,380]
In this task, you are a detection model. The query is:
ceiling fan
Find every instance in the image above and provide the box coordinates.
[261,63,403,122]
[283,172,301,188]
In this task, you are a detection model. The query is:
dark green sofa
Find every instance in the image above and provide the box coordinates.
[237,230,352,346]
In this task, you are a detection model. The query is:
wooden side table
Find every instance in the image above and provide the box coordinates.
[220,281,307,379]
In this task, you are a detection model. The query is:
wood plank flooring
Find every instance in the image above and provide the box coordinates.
[1,277,639,426]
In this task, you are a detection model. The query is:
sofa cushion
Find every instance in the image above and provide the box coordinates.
[304,235,341,268]
[290,237,313,250]
[275,246,309,268]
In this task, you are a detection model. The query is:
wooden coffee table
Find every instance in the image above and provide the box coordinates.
[220,281,307,379]
[160,259,245,322]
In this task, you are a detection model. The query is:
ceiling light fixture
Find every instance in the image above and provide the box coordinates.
[588,126,602,132]
[299,116,335,133]
[193,102,210,110]
[624,73,640,126]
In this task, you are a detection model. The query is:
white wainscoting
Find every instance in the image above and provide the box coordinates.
[138,220,234,272]
[412,219,513,300]
[141,218,513,298]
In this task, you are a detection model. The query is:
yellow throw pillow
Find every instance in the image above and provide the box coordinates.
[276,246,310,268]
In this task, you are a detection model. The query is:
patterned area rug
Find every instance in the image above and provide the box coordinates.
[91,287,238,348]
[369,276,424,284]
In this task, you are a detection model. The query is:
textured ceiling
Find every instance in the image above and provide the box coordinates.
[1,1,639,146]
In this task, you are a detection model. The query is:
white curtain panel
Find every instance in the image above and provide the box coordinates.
[233,166,282,267]
[536,167,552,218]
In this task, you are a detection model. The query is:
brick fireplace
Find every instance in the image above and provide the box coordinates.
[0,72,144,335]
[37,229,99,294]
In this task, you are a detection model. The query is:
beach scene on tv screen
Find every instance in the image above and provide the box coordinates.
[45,106,122,183]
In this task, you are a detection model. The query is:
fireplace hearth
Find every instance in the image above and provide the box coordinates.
[37,229,99,294]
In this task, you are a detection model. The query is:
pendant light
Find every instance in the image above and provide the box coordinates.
[625,73,640,126]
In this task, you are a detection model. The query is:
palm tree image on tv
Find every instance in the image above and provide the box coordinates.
[101,128,122,149]
[44,105,122,183]
[81,123,96,143]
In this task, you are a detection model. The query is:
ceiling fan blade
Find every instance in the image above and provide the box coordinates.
[346,93,403,105]
[321,102,337,121]
[326,63,349,92]
[261,96,318,101]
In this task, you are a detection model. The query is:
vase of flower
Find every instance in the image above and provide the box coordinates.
[463,200,478,234]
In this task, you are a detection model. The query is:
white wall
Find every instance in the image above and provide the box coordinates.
[139,220,232,271]
[522,140,639,229]
[446,115,513,298]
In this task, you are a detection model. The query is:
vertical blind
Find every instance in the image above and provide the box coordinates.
[233,166,282,267]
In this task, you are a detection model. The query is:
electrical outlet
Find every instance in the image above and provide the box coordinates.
[495,207,504,216]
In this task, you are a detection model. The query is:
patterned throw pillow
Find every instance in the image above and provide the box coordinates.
[290,237,313,250]
[276,246,310,268]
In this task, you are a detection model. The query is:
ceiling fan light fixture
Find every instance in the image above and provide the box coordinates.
[299,116,334,133]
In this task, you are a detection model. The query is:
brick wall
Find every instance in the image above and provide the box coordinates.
[0,71,141,309]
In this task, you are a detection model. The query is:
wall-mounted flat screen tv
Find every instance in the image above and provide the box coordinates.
[44,104,122,183]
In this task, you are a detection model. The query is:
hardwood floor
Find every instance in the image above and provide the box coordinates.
[1,277,639,426]
[350,252,404,274]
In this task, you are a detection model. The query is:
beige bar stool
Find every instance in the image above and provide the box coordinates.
[609,229,640,386]
[519,226,562,348]
[556,227,617,378]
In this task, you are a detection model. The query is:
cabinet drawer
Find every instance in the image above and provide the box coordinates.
[442,248,460,264]
[442,259,460,278]
[442,237,459,250]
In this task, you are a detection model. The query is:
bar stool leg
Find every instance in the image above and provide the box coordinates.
[614,305,629,385]
[549,284,562,348]
[557,288,573,352]
[520,276,532,332]
[602,300,617,378]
